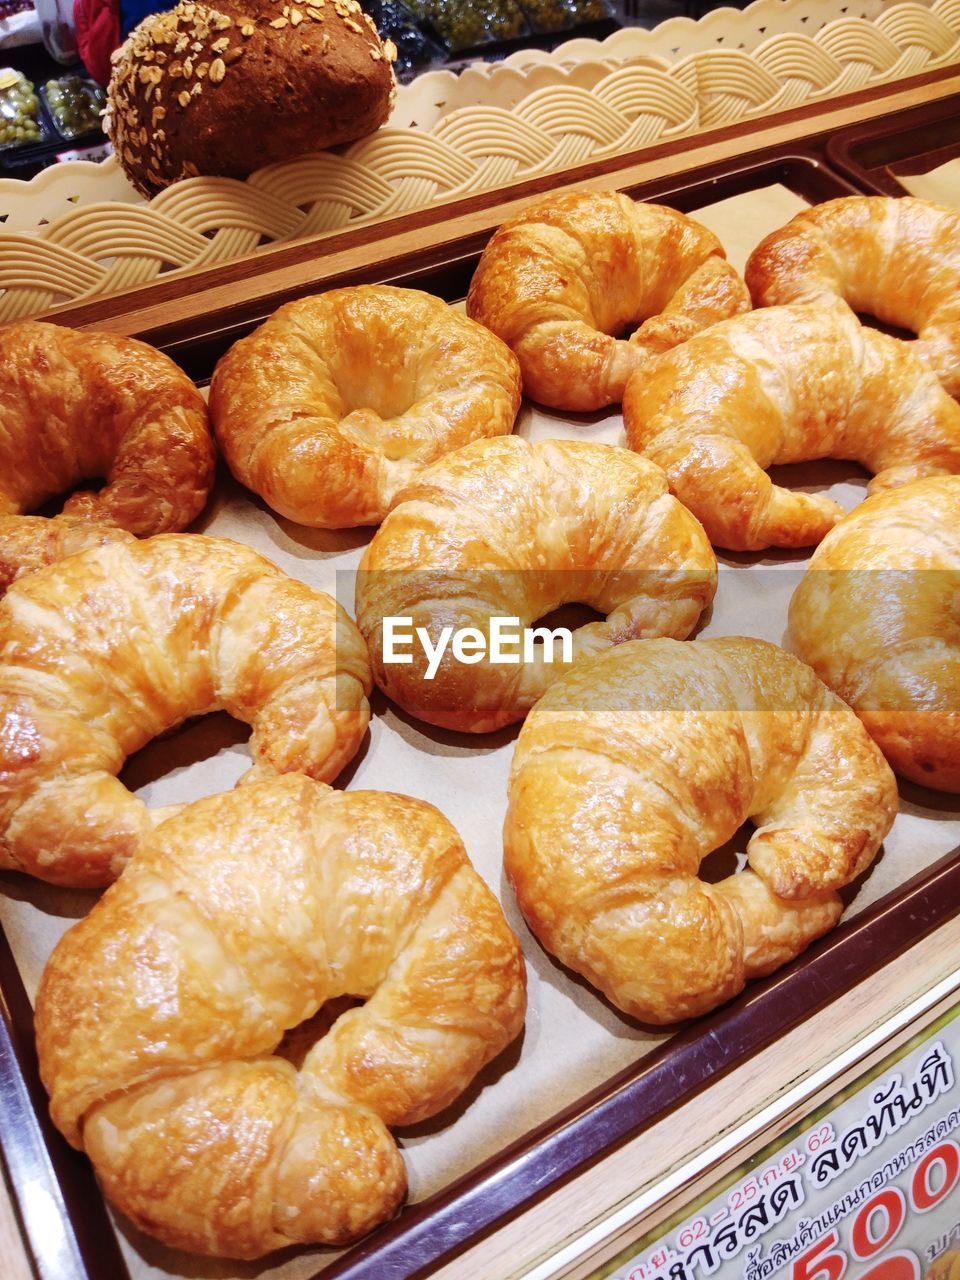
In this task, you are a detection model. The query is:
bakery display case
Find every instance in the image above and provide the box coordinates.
[0,2,959,1278]
[826,92,960,195]
[4,0,960,324]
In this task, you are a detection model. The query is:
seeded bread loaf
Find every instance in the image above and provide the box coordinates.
[105,0,396,197]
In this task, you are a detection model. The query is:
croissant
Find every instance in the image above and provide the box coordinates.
[789,475,960,792]
[0,534,371,886]
[35,773,526,1259]
[209,286,522,529]
[355,436,717,733]
[927,1253,960,1280]
[0,320,215,540]
[0,514,134,593]
[745,195,960,398]
[621,302,960,551]
[504,636,898,1025]
[465,189,750,412]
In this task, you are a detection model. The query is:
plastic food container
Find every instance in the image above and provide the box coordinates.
[33,0,78,63]
[41,73,104,140]
[567,0,614,21]
[518,0,579,35]
[404,0,530,52]
[0,68,44,149]
[366,0,447,79]
[0,66,106,177]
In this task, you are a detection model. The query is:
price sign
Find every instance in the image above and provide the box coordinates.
[593,1006,960,1280]
[54,141,113,164]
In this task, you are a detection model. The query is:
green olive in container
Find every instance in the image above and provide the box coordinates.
[518,0,576,34]
[43,73,105,140]
[567,0,615,23]
[406,0,529,52]
[0,68,44,148]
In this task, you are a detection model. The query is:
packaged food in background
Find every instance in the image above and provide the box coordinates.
[0,0,40,45]
[34,0,78,62]
[43,72,103,139]
[0,66,44,147]
[365,0,446,79]
[567,0,615,22]
[519,0,615,32]
[404,0,529,52]
[517,0,577,34]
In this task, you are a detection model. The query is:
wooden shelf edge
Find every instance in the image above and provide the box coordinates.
[41,64,960,342]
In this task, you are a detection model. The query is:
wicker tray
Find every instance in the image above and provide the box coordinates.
[2,127,960,1280]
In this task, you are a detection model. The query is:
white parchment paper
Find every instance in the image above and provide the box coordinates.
[896,159,960,207]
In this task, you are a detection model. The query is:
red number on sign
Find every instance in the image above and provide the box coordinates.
[853,1250,920,1280]
[731,1183,759,1210]
[792,1230,847,1280]
[678,1219,708,1249]
[850,1189,906,1259]
[806,1125,833,1154]
[912,1141,960,1212]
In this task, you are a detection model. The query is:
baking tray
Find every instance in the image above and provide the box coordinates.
[825,92,960,197]
[1,146,958,1280]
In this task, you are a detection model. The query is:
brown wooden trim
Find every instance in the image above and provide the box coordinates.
[45,66,960,342]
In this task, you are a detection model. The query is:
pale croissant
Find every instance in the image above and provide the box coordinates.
[0,534,371,886]
[466,189,750,411]
[622,302,960,550]
[209,285,521,528]
[745,195,960,397]
[36,773,526,1258]
[0,320,215,536]
[789,475,960,792]
[356,436,716,733]
[504,636,898,1025]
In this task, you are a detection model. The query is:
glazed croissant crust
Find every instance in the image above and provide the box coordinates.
[466,189,749,411]
[0,320,215,534]
[504,637,897,1024]
[0,514,134,594]
[789,475,960,791]
[356,436,716,733]
[745,195,960,398]
[622,302,960,550]
[35,774,526,1259]
[209,286,521,528]
[0,534,371,885]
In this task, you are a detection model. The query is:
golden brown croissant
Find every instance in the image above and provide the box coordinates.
[789,475,960,792]
[504,636,898,1025]
[465,189,750,411]
[927,1252,960,1280]
[209,286,522,529]
[0,320,215,538]
[621,302,960,551]
[355,436,717,733]
[0,514,134,593]
[745,195,960,397]
[0,534,371,886]
[35,773,526,1259]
